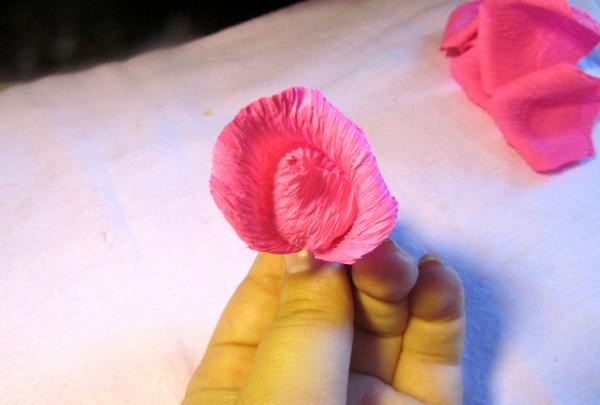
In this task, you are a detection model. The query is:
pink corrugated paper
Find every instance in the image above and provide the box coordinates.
[442,0,600,172]
[210,87,398,264]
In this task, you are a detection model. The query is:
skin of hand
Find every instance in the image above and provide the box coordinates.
[182,240,465,405]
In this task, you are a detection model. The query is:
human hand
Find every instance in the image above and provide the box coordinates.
[182,240,465,405]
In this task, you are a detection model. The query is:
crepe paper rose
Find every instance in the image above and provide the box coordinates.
[441,0,600,172]
[210,87,398,264]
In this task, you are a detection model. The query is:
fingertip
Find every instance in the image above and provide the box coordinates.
[351,239,418,302]
[248,252,285,281]
[412,257,464,321]
[418,253,444,266]
[284,250,322,274]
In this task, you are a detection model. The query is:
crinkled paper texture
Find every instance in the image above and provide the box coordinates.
[442,0,600,172]
[210,87,398,264]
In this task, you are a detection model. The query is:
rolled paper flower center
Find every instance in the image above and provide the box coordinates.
[273,146,357,251]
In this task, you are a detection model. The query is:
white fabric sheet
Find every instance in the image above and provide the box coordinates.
[1,1,599,404]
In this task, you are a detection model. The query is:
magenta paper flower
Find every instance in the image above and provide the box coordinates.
[441,0,600,172]
[210,87,397,264]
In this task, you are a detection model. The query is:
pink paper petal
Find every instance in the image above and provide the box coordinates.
[488,63,600,171]
[450,45,491,109]
[441,0,482,55]
[478,0,600,94]
[210,87,398,264]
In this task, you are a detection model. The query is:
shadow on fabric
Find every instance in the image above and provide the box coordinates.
[390,222,507,405]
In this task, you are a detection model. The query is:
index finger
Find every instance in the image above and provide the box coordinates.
[183,253,285,403]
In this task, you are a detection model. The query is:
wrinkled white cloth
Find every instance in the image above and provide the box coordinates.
[1,1,599,404]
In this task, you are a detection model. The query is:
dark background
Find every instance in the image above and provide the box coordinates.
[0,0,300,82]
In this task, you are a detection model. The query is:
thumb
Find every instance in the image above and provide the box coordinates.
[237,251,354,405]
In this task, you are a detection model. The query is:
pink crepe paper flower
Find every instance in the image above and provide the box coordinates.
[441,0,600,172]
[210,87,398,264]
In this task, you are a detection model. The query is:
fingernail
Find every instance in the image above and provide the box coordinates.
[384,238,400,249]
[284,250,320,274]
[419,253,444,266]
[384,238,413,260]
